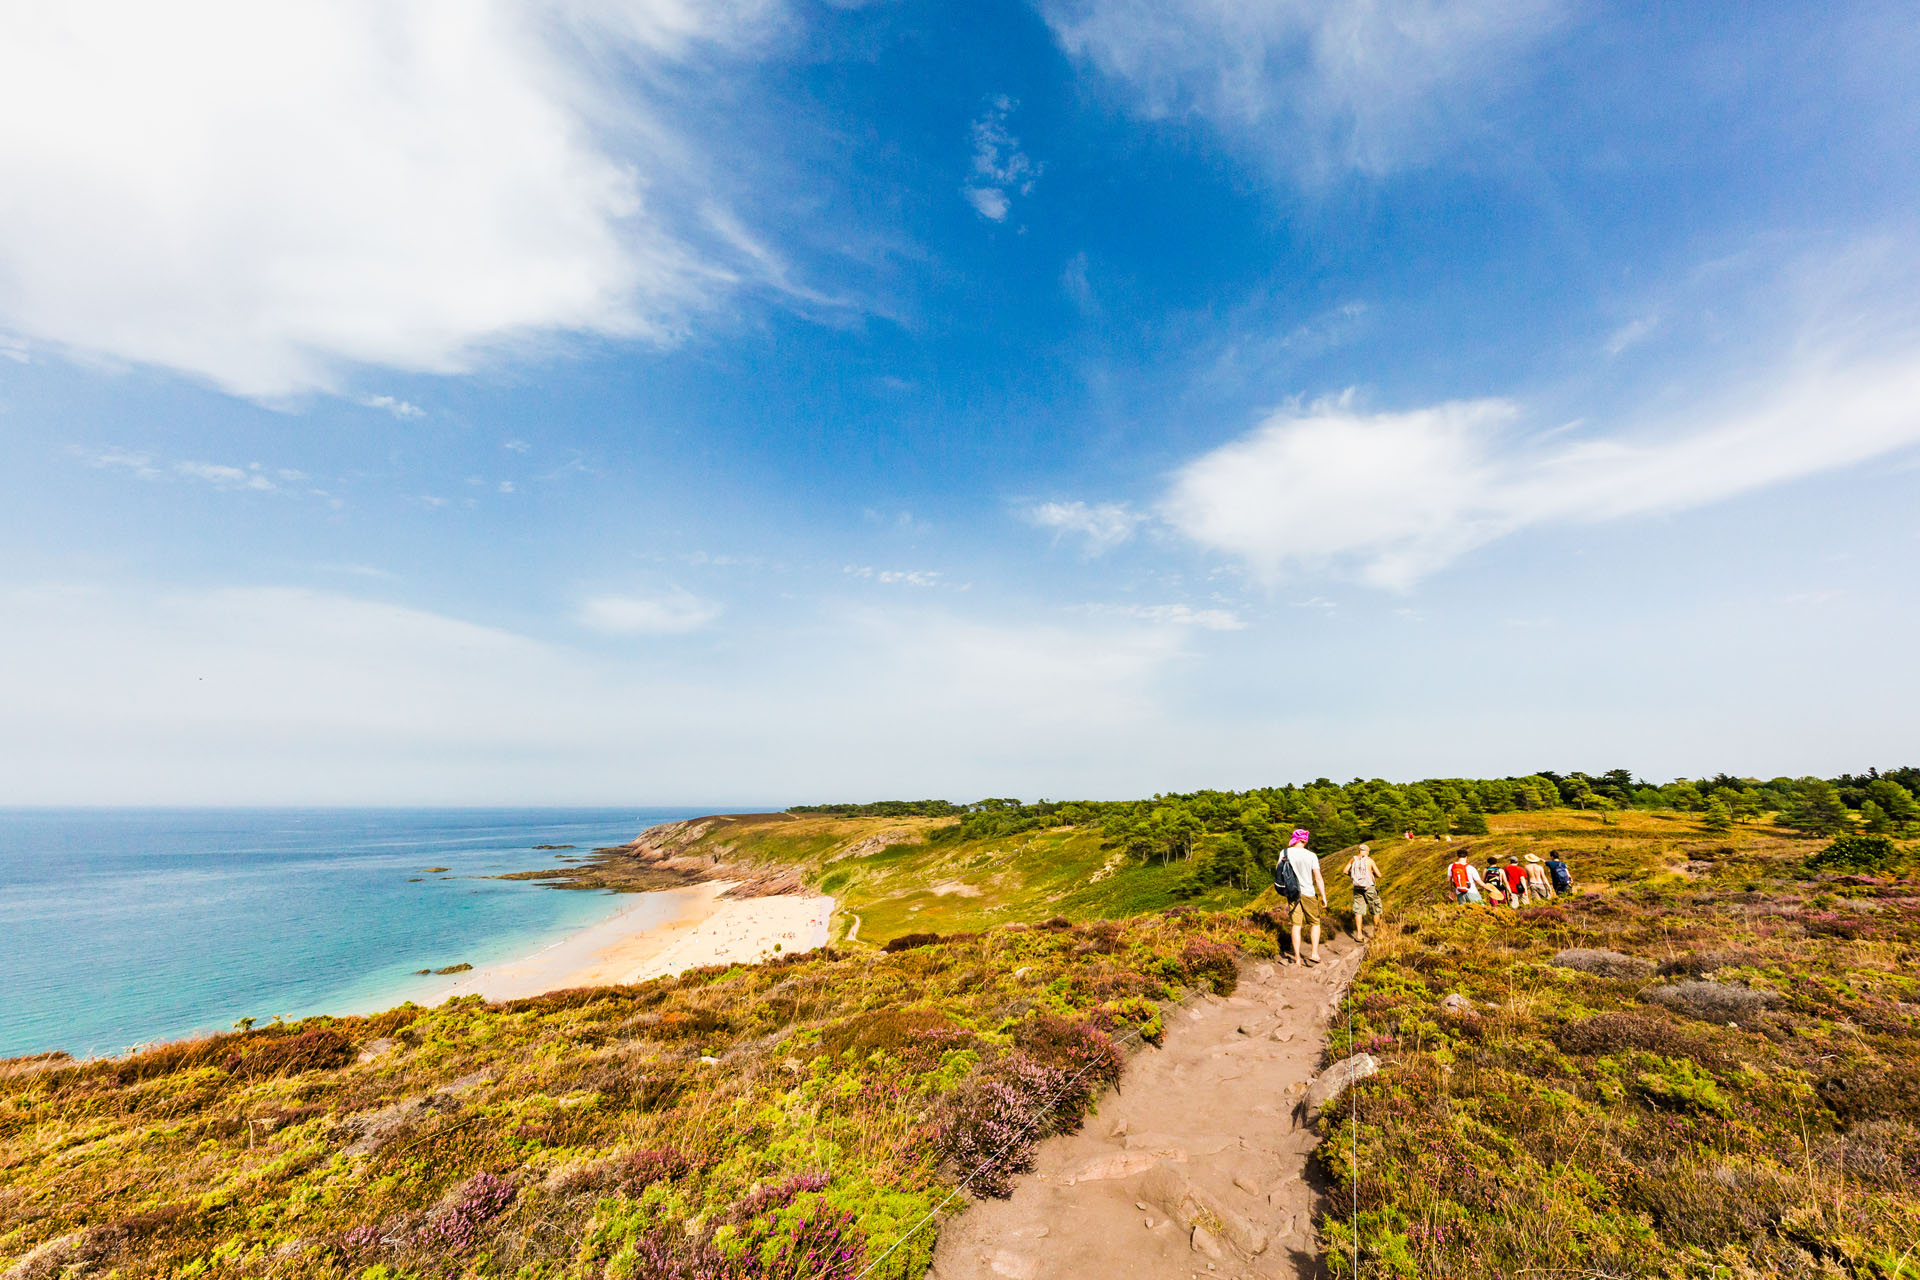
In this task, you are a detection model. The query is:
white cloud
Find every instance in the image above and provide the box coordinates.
[173,461,277,492]
[1089,602,1246,631]
[0,1,788,398]
[1025,500,1143,554]
[1039,0,1563,178]
[578,588,722,635]
[361,395,426,420]
[1162,347,1920,588]
[844,566,942,587]
[503,439,530,453]
[963,186,1012,221]
[0,335,28,363]
[498,480,516,495]
[963,95,1040,222]
[74,445,162,479]
[1604,315,1661,357]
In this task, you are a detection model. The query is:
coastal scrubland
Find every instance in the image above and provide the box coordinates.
[4,772,1919,1278]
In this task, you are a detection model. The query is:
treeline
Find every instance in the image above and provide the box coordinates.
[799,768,1919,888]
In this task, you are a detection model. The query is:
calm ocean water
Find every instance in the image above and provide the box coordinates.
[0,807,724,1059]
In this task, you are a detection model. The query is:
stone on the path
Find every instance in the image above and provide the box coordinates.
[1111,1116,1130,1138]
[1065,1150,1159,1183]
[1305,1053,1379,1117]
[1254,963,1275,980]
[1190,1225,1225,1259]
[1231,1174,1260,1196]
[1269,1027,1294,1043]
[1440,992,1474,1014]
[987,1250,1036,1279]
[1142,1161,1269,1258]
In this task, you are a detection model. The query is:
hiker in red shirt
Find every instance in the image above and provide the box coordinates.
[1502,857,1528,908]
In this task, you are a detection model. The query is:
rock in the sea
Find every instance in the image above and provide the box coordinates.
[1305,1053,1379,1117]
[433,963,472,975]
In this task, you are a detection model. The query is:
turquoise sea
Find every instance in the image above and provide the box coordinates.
[0,807,725,1059]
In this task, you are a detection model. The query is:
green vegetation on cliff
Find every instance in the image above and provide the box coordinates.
[4,772,1919,1278]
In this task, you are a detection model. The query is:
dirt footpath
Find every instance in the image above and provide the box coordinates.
[929,937,1365,1280]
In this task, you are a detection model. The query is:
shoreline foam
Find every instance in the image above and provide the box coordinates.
[424,882,834,1003]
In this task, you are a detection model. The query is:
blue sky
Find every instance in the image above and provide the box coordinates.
[2,0,1917,804]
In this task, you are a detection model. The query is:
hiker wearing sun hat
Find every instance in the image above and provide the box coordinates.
[1272,828,1328,965]
[1524,853,1554,900]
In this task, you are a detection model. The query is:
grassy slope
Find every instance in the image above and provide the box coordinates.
[6,809,1918,1279]
[653,812,1244,942]
[1320,813,1920,1278]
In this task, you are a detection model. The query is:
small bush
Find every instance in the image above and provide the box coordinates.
[1554,1013,1730,1069]
[1818,1064,1920,1125]
[727,1172,830,1222]
[1629,1162,1796,1248]
[1642,980,1774,1023]
[1180,938,1239,994]
[1037,916,1074,931]
[1656,950,1747,978]
[224,1029,354,1079]
[1808,834,1902,875]
[1551,949,1654,980]
[881,932,943,953]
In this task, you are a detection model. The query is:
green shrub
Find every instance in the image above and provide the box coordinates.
[1808,833,1902,874]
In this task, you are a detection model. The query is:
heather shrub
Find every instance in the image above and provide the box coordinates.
[1012,1015,1124,1088]
[1642,980,1773,1022]
[881,932,942,954]
[1180,937,1239,994]
[1037,916,1074,931]
[1553,1012,1729,1068]
[1551,948,1655,980]
[934,1053,1083,1197]
[727,1173,830,1223]
[820,1008,967,1065]
[428,1171,516,1252]
[1820,1120,1920,1188]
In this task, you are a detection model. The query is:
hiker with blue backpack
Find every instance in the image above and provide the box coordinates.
[1273,828,1329,966]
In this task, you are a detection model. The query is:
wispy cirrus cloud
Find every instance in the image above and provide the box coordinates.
[1038,0,1564,178]
[1024,499,1143,554]
[76,445,291,493]
[577,588,723,636]
[0,0,796,399]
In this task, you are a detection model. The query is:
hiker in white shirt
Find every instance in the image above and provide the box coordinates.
[1345,843,1383,939]
[1275,828,1329,966]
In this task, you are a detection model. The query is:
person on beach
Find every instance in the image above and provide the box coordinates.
[1447,853,1484,904]
[1524,853,1554,899]
[1502,856,1529,908]
[1273,828,1329,966]
[1345,843,1383,937]
[1545,851,1575,896]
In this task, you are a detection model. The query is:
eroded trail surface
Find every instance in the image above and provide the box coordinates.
[930,938,1365,1280]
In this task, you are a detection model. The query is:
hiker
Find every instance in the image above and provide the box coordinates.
[1502,856,1528,908]
[1545,851,1575,896]
[1524,853,1554,899]
[1345,843,1383,937]
[1446,852,1484,904]
[1483,857,1507,906]
[1273,828,1329,966]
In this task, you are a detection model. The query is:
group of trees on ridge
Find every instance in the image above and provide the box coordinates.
[790,769,1919,894]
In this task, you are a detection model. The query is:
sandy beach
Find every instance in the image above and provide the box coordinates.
[426,882,834,1003]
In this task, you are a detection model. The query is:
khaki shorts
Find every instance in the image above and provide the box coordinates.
[1353,884,1383,916]
[1288,895,1325,927]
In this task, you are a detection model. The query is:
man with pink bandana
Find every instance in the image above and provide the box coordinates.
[1275,828,1329,966]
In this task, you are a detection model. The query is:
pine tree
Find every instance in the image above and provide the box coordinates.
[1701,799,1733,833]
